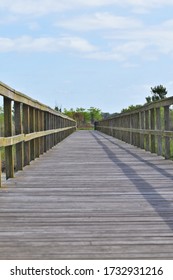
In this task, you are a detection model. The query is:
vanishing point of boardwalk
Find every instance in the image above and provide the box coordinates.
[0,130,173,259]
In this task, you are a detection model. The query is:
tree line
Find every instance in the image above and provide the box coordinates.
[55,107,103,128]
[56,85,169,127]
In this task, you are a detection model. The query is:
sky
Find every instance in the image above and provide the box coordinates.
[0,0,173,114]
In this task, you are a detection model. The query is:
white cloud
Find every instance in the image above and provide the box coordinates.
[0,0,106,15]
[0,0,173,16]
[57,13,142,31]
[55,12,173,61]
[113,41,147,56]
[104,19,173,60]
[85,51,125,61]
[0,18,172,65]
[0,1,172,63]
[0,36,97,53]
[0,0,62,15]
[0,15,17,25]
[57,36,97,52]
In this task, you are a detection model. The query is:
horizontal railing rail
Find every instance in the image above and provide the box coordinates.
[95,96,173,160]
[0,81,76,186]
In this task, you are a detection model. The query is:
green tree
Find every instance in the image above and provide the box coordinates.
[88,107,102,124]
[54,105,61,112]
[76,108,90,124]
[63,108,75,119]
[146,85,168,103]
[121,104,142,113]
[63,107,102,128]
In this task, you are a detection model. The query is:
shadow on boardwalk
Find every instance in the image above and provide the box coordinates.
[91,131,173,231]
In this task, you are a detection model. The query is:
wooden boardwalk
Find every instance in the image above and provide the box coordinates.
[0,130,173,259]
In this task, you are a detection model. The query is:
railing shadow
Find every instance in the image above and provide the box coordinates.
[91,131,173,232]
[100,132,173,181]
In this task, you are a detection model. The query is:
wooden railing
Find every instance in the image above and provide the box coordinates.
[95,97,173,160]
[0,81,76,186]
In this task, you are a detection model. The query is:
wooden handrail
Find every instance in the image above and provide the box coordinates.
[0,81,76,186]
[0,81,73,120]
[95,97,173,160]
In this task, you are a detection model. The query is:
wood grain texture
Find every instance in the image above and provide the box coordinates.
[0,130,173,260]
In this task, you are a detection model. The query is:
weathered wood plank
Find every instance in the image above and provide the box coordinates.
[4,97,14,179]
[0,130,173,259]
[23,104,30,166]
[150,108,155,153]
[156,107,162,156]
[164,105,170,159]
[29,107,36,161]
[14,102,24,171]
[0,127,76,147]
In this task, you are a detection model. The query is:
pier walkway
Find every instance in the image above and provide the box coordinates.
[0,130,173,259]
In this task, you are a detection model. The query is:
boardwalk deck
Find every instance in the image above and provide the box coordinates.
[0,130,173,259]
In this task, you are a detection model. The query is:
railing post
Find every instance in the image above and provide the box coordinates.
[62,118,65,140]
[136,113,140,147]
[131,114,135,145]
[56,116,59,143]
[130,115,132,145]
[50,114,54,148]
[140,111,144,149]
[40,111,44,155]
[4,97,14,179]
[14,101,24,171]
[125,116,128,143]
[164,105,170,159]
[145,110,150,151]
[150,108,156,153]
[44,112,49,152]
[35,109,40,158]
[0,82,76,185]
[53,115,56,146]
[48,113,52,149]
[156,107,162,156]
[23,104,30,166]
[58,116,61,143]
[59,117,62,142]
[30,107,36,161]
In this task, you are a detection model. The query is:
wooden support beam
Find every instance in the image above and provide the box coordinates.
[40,111,44,154]
[35,109,40,158]
[156,107,162,156]
[4,97,14,179]
[140,111,144,149]
[14,101,24,171]
[164,106,170,159]
[44,112,50,152]
[23,104,30,166]
[30,107,36,161]
[145,110,150,151]
[150,108,156,153]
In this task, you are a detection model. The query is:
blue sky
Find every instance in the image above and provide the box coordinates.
[0,0,173,113]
